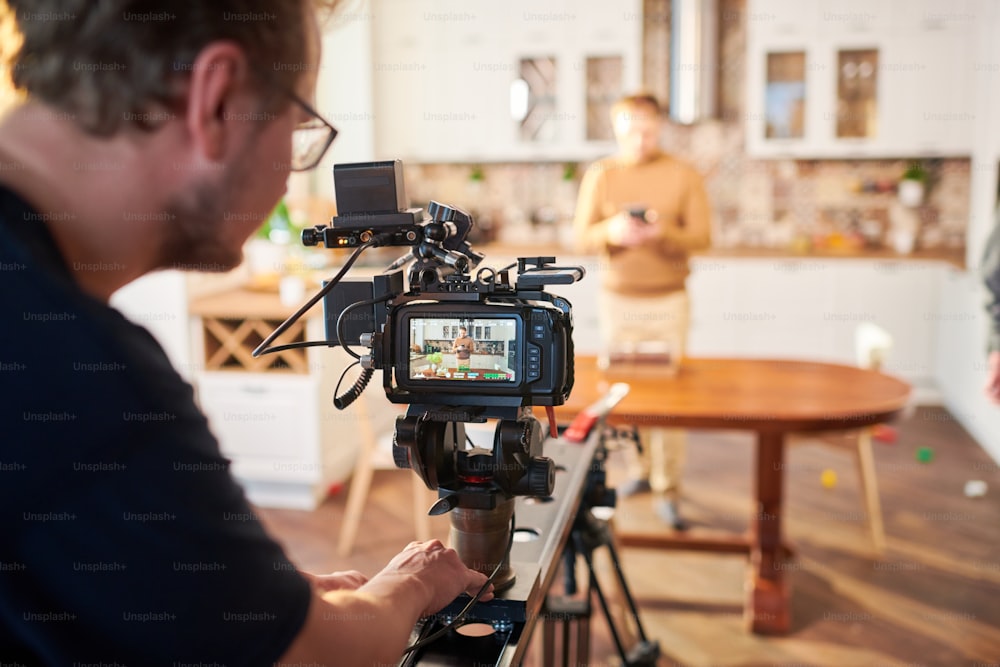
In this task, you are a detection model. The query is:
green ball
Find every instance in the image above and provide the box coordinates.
[916,447,934,463]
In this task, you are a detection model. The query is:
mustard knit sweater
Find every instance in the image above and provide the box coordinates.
[573,151,712,295]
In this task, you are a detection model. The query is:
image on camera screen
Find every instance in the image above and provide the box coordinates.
[408,317,518,382]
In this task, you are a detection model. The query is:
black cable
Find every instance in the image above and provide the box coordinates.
[248,340,334,355]
[252,239,378,358]
[335,293,394,360]
[400,510,517,655]
[332,361,374,411]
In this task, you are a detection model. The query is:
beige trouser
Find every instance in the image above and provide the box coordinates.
[598,289,689,499]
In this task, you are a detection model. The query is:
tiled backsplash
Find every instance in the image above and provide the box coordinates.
[400,148,969,253]
[399,0,970,253]
[402,162,580,247]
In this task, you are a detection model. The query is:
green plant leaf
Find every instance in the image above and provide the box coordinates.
[901,161,927,182]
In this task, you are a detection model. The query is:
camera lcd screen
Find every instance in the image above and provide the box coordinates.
[407,317,518,383]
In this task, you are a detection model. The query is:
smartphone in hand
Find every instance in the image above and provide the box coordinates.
[626,206,649,224]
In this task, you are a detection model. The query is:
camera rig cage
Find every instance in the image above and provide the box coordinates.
[254,160,585,593]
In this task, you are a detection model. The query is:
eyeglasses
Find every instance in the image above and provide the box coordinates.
[284,89,338,171]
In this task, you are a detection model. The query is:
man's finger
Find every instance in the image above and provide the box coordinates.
[470,579,494,601]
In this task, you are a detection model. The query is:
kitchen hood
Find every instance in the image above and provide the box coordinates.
[670,0,718,124]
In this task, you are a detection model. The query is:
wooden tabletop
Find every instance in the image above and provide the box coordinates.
[188,287,305,320]
[554,356,911,432]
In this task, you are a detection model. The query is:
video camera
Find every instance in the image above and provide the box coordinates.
[262,160,584,594]
[303,161,579,411]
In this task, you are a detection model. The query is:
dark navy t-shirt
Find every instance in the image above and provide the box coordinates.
[0,186,311,664]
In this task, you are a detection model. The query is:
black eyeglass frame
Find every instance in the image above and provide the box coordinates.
[282,87,338,172]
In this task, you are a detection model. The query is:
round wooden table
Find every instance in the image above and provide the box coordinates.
[554,356,911,634]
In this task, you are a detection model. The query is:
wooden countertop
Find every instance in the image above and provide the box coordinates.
[477,243,967,268]
[189,287,308,320]
[694,245,967,268]
[189,242,966,319]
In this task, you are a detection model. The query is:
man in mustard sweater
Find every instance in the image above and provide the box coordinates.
[452,326,475,370]
[574,93,712,529]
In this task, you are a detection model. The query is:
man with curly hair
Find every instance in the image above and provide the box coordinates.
[0,2,490,664]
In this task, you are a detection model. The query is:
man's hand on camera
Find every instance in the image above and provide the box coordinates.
[985,350,1000,404]
[280,540,494,664]
[608,212,658,247]
[363,539,494,617]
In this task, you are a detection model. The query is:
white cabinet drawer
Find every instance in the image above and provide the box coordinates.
[197,373,322,483]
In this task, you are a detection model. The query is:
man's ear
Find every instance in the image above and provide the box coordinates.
[184,42,251,165]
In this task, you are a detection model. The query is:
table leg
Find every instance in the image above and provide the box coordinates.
[745,431,791,634]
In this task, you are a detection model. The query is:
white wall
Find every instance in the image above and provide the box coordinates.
[933,0,1000,463]
[314,5,378,202]
[935,270,1000,461]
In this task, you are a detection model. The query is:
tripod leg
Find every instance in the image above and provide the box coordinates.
[577,519,662,667]
[574,532,632,663]
[540,617,555,667]
[604,534,650,644]
[591,532,639,647]
[577,605,590,666]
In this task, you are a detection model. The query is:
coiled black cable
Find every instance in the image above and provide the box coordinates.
[332,362,373,410]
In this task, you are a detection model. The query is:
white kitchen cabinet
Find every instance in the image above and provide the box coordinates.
[688,258,838,360]
[371,0,641,162]
[748,0,818,40]
[480,252,945,389]
[687,256,946,388]
[190,292,384,510]
[372,0,510,161]
[879,22,974,156]
[827,259,943,378]
[197,373,328,482]
[369,0,441,161]
[746,0,974,158]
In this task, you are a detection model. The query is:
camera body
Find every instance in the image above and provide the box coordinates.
[378,276,575,410]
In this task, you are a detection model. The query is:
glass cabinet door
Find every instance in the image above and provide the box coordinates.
[764,51,806,139]
[517,56,558,142]
[836,49,879,139]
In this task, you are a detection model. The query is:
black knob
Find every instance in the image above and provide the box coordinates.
[428,201,456,223]
[525,456,555,497]
[301,227,321,246]
[392,444,411,470]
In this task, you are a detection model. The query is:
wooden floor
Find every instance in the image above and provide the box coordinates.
[255,405,1000,666]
